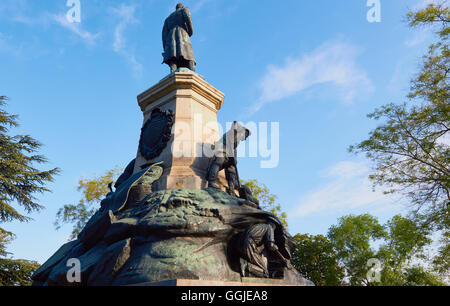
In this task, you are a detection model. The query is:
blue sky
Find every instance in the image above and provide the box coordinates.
[0,0,440,263]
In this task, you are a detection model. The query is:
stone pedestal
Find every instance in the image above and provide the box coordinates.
[134,70,227,191]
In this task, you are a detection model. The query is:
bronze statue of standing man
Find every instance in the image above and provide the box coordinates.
[162,3,196,72]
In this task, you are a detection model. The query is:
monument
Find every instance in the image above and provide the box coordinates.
[31,4,314,287]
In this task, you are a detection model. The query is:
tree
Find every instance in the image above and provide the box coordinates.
[327,214,387,286]
[0,229,14,258]
[432,229,449,276]
[292,234,344,286]
[1,223,40,286]
[377,215,440,286]
[379,215,431,267]
[55,168,121,239]
[0,96,59,224]
[0,96,58,286]
[0,258,40,286]
[349,2,449,274]
[241,179,288,227]
[325,214,444,286]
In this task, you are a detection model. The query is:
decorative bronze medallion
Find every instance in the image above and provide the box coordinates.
[139,108,174,160]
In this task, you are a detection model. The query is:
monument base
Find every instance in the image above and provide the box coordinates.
[32,185,314,286]
[129,278,305,287]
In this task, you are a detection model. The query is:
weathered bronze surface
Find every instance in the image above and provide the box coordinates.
[207,121,250,193]
[114,159,135,189]
[138,108,174,161]
[32,163,312,286]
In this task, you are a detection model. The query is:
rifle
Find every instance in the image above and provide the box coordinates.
[233,159,247,199]
[273,248,294,270]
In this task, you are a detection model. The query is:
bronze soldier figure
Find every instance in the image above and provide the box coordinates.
[239,221,279,278]
[162,3,196,72]
[207,122,251,194]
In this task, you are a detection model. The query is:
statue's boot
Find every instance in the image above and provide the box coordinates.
[227,182,236,196]
[208,180,221,189]
[207,162,222,189]
[247,263,268,278]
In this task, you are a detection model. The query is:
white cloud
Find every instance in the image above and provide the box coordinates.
[111,4,143,78]
[191,0,212,13]
[112,4,137,52]
[53,14,99,45]
[291,161,399,218]
[0,0,52,27]
[405,28,432,47]
[253,40,374,113]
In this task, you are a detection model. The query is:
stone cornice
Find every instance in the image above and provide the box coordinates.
[137,72,225,112]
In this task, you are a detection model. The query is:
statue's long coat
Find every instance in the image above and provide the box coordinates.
[162,7,195,64]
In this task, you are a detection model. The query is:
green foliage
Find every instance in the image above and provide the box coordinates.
[327,214,387,286]
[432,230,449,275]
[292,234,344,286]
[381,215,431,262]
[349,2,450,275]
[380,265,445,286]
[425,207,450,277]
[0,96,57,285]
[403,265,446,286]
[407,2,449,39]
[0,228,15,258]
[0,258,40,286]
[0,227,38,286]
[0,96,60,223]
[349,101,449,209]
[320,214,444,286]
[55,168,122,239]
[241,179,288,227]
[377,215,439,286]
